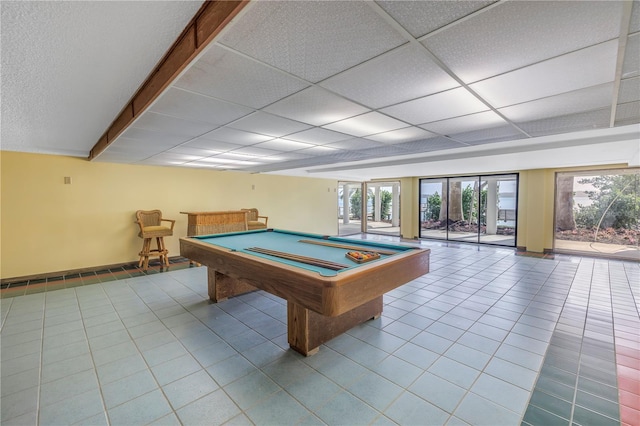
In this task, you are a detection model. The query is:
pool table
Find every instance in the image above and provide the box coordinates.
[180,229,430,355]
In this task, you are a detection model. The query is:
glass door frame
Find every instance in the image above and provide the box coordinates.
[418,173,519,247]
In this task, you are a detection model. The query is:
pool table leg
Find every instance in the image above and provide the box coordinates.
[208,269,256,302]
[287,296,383,356]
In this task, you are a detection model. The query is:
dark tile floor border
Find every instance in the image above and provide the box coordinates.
[0,257,195,298]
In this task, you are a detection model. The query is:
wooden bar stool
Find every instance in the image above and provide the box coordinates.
[135,210,175,270]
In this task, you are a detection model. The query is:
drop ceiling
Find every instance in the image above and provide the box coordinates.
[2,1,639,181]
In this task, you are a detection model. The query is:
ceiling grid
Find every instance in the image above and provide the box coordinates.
[2,0,639,180]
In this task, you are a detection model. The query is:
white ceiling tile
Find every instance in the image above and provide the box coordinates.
[198,156,261,166]
[182,160,223,169]
[146,152,202,162]
[376,0,495,39]
[324,138,386,151]
[320,44,459,109]
[174,45,309,109]
[365,127,435,144]
[102,137,158,156]
[419,111,507,135]
[520,109,611,137]
[262,152,313,162]
[231,146,283,157]
[499,83,614,123]
[622,33,639,80]
[183,138,243,152]
[169,146,221,157]
[218,1,407,82]
[296,145,341,156]
[618,77,640,104]
[284,128,352,145]
[450,125,524,144]
[253,138,315,151]
[322,112,408,137]
[470,41,618,108]
[381,87,488,125]
[117,128,188,149]
[229,112,311,137]
[424,0,623,83]
[131,111,217,138]
[149,87,254,126]
[629,0,640,33]
[263,86,370,126]
[199,127,274,145]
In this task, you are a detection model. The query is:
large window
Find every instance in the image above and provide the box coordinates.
[419,174,518,247]
[555,169,639,260]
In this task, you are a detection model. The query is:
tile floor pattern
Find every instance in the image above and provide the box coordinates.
[1,241,638,425]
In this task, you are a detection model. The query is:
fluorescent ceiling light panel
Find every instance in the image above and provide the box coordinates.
[183,138,243,152]
[420,111,507,135]
[381,87,488,125]
[200,127,274,145]
[168,146,221,156]
[263,86,370,126]
[325,138,386,150]
[366,127,435,144]
[499,83,614,122]
[253,138,315,151]
[470,40,618,108]
[284,128,352,144]
[322,112,408,137]
[231,146,282,157]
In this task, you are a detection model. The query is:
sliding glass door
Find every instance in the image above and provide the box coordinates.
[364,181,400,236]
[420,174,517,246]
[338,181,363,236]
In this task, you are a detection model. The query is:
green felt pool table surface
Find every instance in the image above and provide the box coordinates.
[191,228,415,276]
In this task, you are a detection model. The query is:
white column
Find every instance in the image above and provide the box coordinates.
[374,186,381,222]
[392,184,400,227]
[486,179,498,235]
[342,184,350,224]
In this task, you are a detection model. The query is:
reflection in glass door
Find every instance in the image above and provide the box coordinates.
[419,174,517,246]
[479,175,517,246]
[554,169,639,260]
[447,177,480,242]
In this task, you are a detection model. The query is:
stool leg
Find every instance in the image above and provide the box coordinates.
[139,238,151,268]
[157,237,169,267]
[144,237,152,270]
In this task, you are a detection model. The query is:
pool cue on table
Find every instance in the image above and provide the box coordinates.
[246,247,349,270]
[297,239,397,256]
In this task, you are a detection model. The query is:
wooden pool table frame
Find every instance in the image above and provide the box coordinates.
[180,231,430,356]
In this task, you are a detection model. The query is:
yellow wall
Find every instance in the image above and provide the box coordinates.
[1,151,337,279]
[516,169,556,252]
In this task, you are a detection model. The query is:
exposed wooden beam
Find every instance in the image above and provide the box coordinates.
[88,0,249,161]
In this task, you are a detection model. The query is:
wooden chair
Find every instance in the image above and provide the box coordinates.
[135,210,175,270]
[241,208,268,230]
